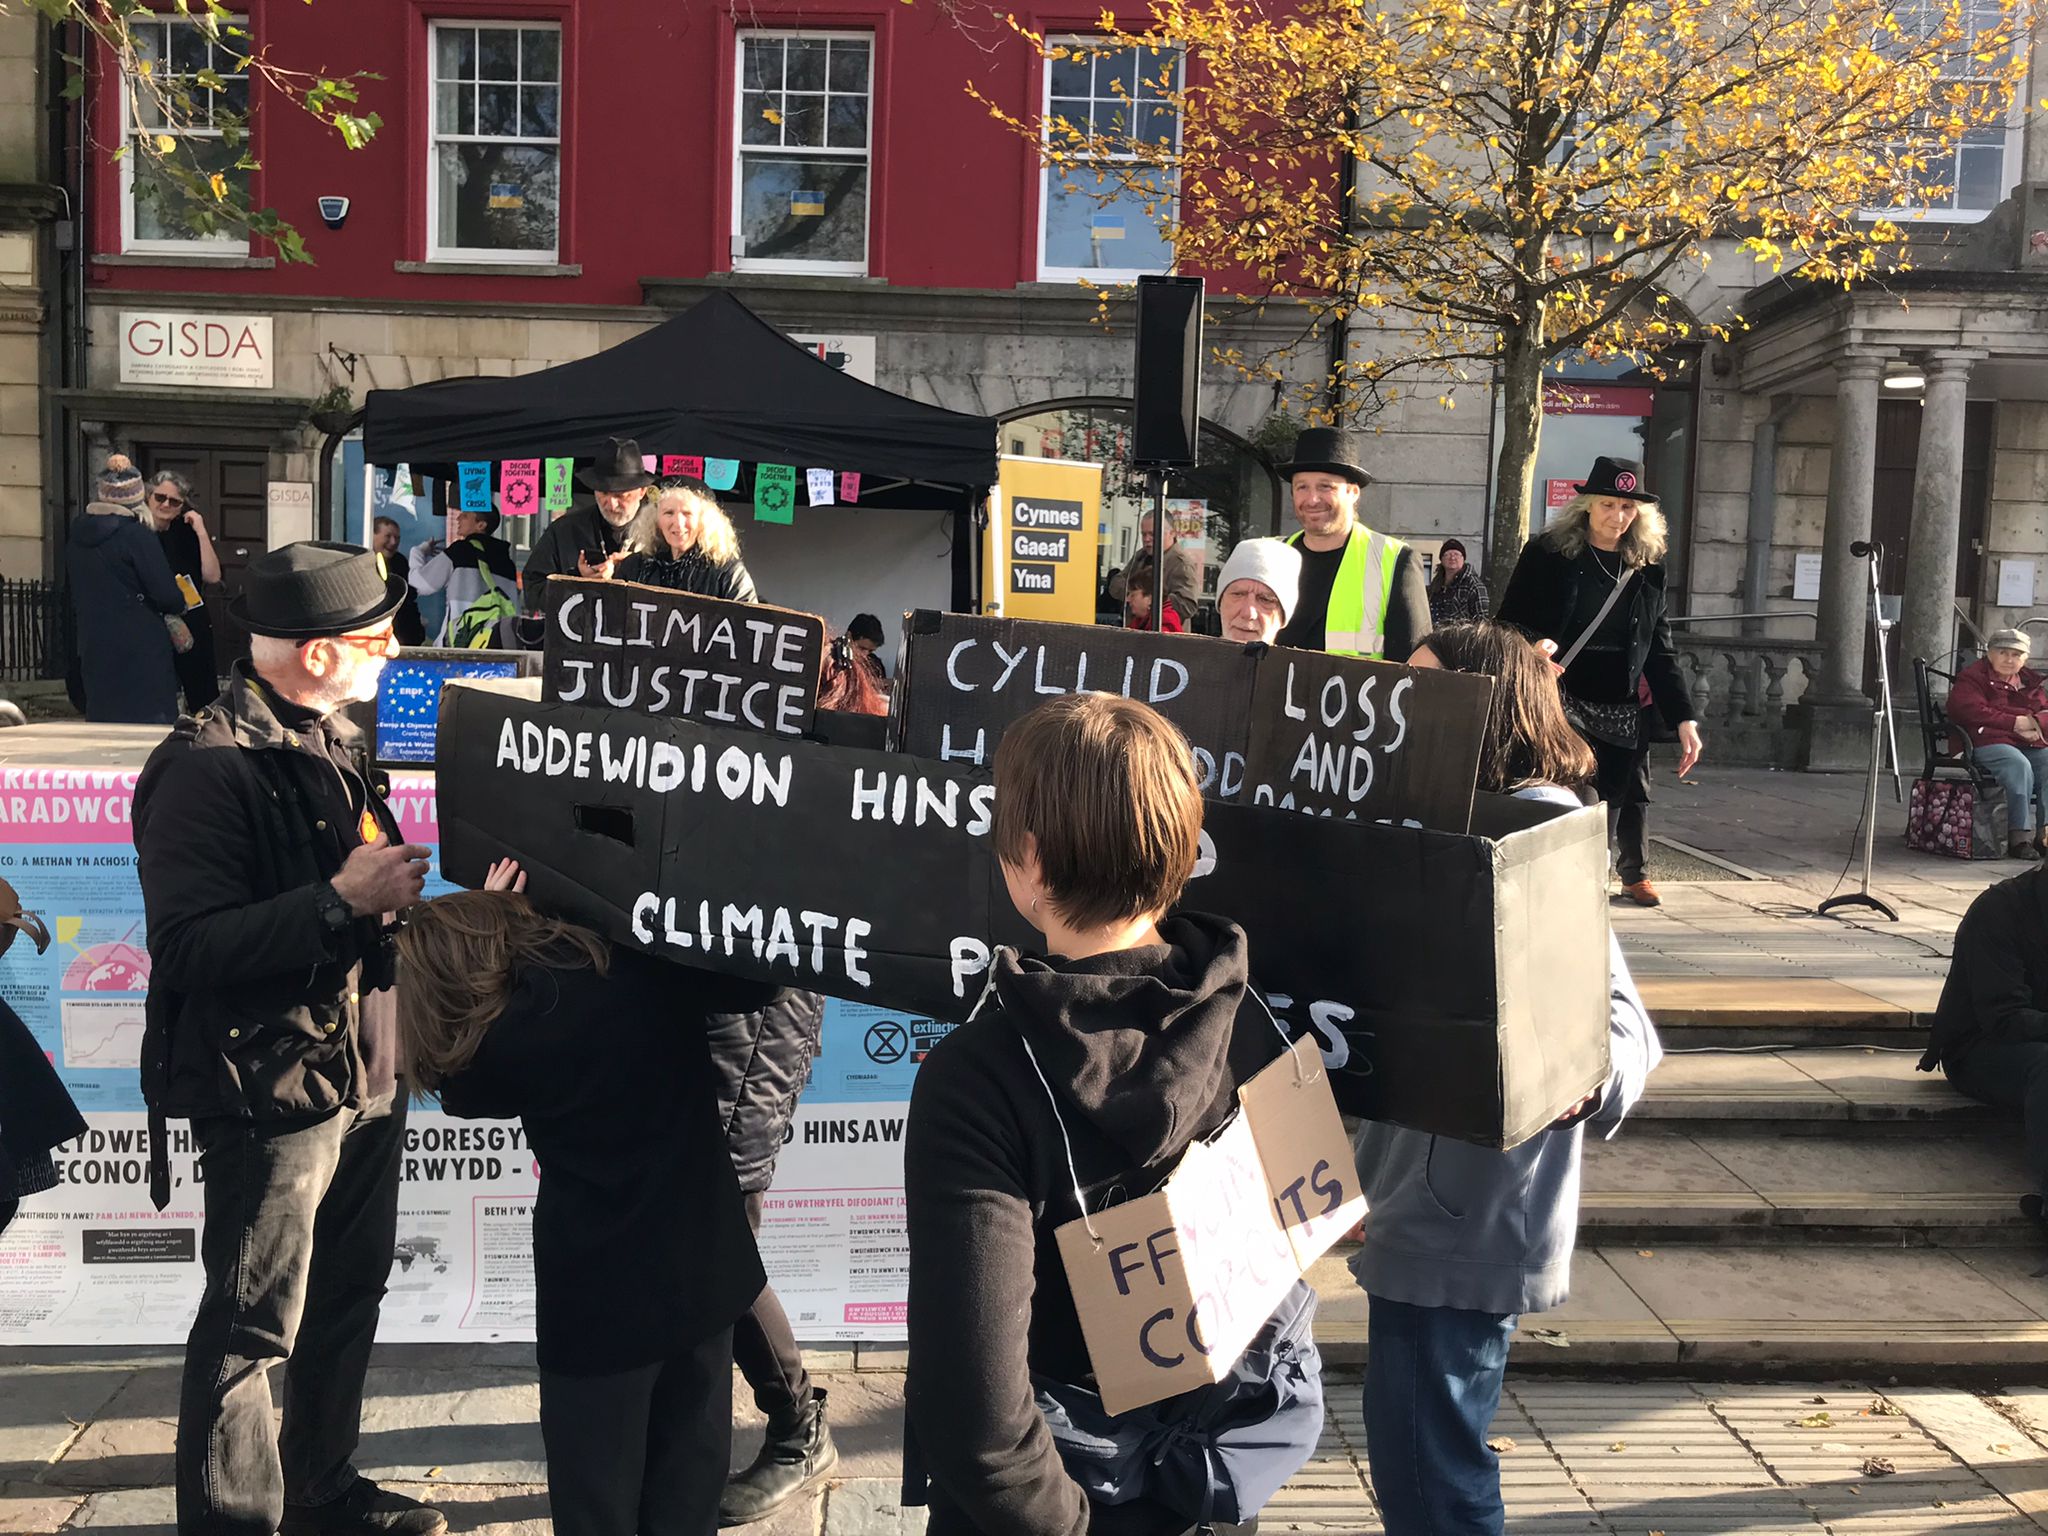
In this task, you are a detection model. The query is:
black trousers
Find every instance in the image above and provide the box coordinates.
[1589,734,1653,884]
[174,620,221,713]
[539,1329,735,1536]
[1945,1037,2048,1196]
[735,1190,815,1426]
[176,1101,406,1536]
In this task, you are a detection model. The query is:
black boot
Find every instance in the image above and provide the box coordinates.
[720,1388,838,1526]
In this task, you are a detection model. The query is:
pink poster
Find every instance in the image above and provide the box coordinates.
[839,472,861,503]
[499,459,540,516]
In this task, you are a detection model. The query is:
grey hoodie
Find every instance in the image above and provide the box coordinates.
[1349,784,1663,1315]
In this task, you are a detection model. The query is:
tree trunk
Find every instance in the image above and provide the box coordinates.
[1488,329,1548,591]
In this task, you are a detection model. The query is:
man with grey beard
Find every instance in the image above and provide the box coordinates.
[134,543,443,1536]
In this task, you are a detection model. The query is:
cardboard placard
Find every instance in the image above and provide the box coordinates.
[897,611,1491,831]
[438,686,1610,1149]
[1058,1035,1364,1414]
[1239,648,1493,821]
[540,576,822,737]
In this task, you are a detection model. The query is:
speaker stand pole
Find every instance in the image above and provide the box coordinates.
[1148,469,1168,609]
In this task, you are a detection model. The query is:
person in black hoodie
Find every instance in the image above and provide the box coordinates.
[904,693,1323,1536]
[394,859,765,1536]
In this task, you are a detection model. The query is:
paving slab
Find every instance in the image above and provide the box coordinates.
[1637,976,1917,1025]
[352,1366,544,1485]
[1581,1133,1756,1195]
[41,1366,176,1493]
[0,1367,136,1473]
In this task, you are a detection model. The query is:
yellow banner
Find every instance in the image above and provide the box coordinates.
[987,456,1103,626]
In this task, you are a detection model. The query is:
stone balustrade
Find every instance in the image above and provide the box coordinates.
[1669,623,1826,768]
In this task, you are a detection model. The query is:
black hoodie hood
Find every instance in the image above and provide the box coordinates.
[988,912,1267,1172]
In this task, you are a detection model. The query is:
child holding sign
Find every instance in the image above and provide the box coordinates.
[903,694,1324,1535]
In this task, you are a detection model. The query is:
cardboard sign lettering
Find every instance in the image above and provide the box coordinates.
[540,576,823,737]
[438,685,1611,1149]
[897,611,1491,831]
[1059,1036,1365,1414]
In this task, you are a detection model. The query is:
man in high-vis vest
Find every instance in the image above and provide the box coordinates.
[1274,426,1431,662]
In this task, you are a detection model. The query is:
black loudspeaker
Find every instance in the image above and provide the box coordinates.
[1131,275,1204,468]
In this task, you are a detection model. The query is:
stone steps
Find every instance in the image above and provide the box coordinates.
[1637,976,1938,1050]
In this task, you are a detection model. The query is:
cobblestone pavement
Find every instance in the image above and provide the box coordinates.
[16,1361,2048,1533]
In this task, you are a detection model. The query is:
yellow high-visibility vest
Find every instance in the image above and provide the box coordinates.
[1287,523,1404,659]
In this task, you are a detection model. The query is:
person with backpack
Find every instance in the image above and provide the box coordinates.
[408,508,519,649]
[903,693,1322,1536]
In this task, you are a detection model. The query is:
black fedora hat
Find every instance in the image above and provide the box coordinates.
[227,541,409,640]
[1276,426,1372,487]
[1576,455,1658,505]
[577,436,657,493]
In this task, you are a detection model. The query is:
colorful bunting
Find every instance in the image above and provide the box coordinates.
[754,463,797,524]
[806,468,835,506]
[543,458,574,510]
[705,458,739,491]
[839,472,861,503]
[500,458,540,515]
[457,461,492,512]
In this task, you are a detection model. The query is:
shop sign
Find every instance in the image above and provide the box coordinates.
[118,312,274,390]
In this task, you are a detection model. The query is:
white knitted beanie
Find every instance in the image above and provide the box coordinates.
[1216,538,1303,622]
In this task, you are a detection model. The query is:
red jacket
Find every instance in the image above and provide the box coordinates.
[1127,605,1184,634]
[1947,657,2048,751]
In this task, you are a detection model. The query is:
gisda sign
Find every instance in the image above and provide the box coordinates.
[118,312,274,390]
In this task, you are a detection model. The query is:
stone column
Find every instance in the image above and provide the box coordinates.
[1799,350,1889,769]
[1898,351,1985,683]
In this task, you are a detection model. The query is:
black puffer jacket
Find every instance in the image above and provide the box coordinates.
[706,986,826,1192]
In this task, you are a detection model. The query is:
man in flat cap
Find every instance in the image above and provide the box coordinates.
[134,543,442,1536]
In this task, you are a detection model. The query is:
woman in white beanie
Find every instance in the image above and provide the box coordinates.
[1216,537,1302,646]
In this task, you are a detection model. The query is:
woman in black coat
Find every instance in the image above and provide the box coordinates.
[396,862,766,1536]
[1495,456,1703,907]
[67,455,188,724]
[616,478,759,602]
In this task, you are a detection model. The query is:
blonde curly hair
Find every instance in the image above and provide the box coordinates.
[630,479,741,565]
[1543,492,1669,569]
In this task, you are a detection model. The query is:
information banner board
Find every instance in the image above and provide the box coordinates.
[985,456,1102,625]
[0,758,919,1346]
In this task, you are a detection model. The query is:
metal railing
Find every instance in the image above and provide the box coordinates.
[0,578,70,683]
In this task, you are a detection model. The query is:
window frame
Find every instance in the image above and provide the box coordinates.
[1864,0,2019,223]
[729,28,874,277]
[425,18,564,264]
[118,13,253,256]
[1035,36,1182,283]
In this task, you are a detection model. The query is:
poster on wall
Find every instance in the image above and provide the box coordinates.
[0,762,921,1345]
[985,456,1104,625]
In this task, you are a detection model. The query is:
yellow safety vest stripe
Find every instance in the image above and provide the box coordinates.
[1287,525,1404,659]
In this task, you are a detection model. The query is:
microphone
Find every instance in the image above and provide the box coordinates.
[1849,540,1880,558]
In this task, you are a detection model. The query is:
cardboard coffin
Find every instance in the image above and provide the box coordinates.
[437,681,1611,1149]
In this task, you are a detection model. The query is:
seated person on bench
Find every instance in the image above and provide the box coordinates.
[1922,860,2048,1225]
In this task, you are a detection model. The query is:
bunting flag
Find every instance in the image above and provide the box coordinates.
[806,468,835,506]
[642,454,660,475]
[754,463,797,524]
[673,455,705,480]
[704,458,740,491]
[456,462,492,512]
[661,455,690,476]
[500,458,540,515]
[839,472,861,503]
[543,458,574,510]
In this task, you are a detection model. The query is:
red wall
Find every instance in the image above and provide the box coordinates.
[86,0,1204,306]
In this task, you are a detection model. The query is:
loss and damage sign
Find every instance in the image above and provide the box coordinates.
[1057,1036,1366,1414]
[896,611,1493,831]
[542,577,823,738]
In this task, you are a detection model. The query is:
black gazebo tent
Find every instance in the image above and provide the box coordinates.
[359,290,997,607]
[362,289,995,490]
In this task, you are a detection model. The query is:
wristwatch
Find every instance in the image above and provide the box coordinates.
[313,881,353,935]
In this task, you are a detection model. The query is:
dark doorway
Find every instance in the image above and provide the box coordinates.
[1867,398,1992,686]
[135,443,270,667]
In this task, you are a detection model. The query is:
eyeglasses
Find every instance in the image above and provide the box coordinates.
[150,492,185,508]
[319,629,400,658]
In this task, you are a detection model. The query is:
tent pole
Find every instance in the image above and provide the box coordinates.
[1149,469,1167,621]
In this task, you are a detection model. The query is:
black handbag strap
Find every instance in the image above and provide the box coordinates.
[1557,565,1637,670]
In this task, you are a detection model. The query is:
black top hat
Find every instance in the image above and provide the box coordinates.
[577,437,657,493]
[1275,426,1373,487]
[1576,456,1658,505]
[227,541,409,640]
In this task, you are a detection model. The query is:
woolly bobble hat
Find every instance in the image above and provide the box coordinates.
[96,454,145,508]
[1217,537,1303,623]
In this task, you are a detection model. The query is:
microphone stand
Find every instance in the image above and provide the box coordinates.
[1817,541,1902,922]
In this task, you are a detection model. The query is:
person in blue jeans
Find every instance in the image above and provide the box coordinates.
[1353,621,1663,1534]
[1944,628,2048,860]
